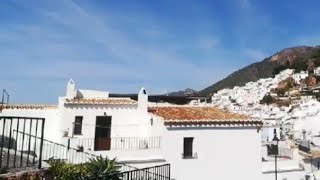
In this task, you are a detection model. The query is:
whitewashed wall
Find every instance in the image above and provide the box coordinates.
[301,115,320,138]
[294,115,320,141]
[0,108,60,142]
[163,126,262,180]
[60,103,153,141]
[261,126,280,142]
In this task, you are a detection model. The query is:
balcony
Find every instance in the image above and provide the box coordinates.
[68,136,162,152]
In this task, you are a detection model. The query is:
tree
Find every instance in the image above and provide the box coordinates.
[260,94,274,105]
[276,89,286,97]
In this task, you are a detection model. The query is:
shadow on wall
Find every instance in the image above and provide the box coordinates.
[0,136,38,157]
[0,136,17,150]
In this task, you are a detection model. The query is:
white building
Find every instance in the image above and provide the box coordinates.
[150,107,263,180]
[314,67,320,76]
[292,70,308,84]
[0,80,264,180]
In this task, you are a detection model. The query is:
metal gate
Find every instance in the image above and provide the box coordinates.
[0,116,45,170]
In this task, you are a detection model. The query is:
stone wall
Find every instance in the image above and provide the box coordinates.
[0,168,52,180]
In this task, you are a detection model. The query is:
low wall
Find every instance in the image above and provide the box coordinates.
[0,168,52,180]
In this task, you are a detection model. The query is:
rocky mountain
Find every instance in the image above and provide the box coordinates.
[199,46,320,96]
[166,88,198,96]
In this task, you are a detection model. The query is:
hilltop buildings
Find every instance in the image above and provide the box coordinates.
[210,68,320,180]
[0,80,263,180]
[212,69,295,108]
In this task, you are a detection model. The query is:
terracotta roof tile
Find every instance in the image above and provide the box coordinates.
[0,104,58,110]
[148,107,262,125]
[65,98,137,105]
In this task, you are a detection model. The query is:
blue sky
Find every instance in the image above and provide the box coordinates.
[0,0,320,104]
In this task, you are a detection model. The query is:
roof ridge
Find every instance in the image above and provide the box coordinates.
[1,104,57,106]
[65,98,137,105]
[148,106,261,125]
[0,104,58,110]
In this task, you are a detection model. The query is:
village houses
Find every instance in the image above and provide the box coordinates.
[0,80,264,180]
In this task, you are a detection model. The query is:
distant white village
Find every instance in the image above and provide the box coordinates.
[2,68,320,179]
[211,68,320,180]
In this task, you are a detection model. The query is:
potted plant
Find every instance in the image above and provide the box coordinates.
[77,145,84,152]
[62,130,69,137]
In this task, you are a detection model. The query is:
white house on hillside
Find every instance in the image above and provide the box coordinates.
[314,67,320,76]
[292,70,308,84]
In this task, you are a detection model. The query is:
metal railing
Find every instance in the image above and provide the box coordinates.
[116,164,170,180]
[1,89,9,105]
[0,116,45,169]
[267,145,293,159]
[91,164,171,180]
[278,147,293,159]
[13,130,96,164]
[12,130,138,172]
[69,136,162,151]
[0,117,168,176]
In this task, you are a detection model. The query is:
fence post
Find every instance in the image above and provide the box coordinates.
[6,119,13,167]
[0,118,6,168]
[68,138,70,150]
[168,164,171,179]
[38,119,45,169]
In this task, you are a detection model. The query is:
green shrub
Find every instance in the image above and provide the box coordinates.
[48,156,121,180]
[86,156,121,180]
[47,159,89,180]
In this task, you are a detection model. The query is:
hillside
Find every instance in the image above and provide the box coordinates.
[166,88,198,96]
[199,46,320,96]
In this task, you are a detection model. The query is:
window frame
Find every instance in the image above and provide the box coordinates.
[183,137,196,159]
[73,116,83,135]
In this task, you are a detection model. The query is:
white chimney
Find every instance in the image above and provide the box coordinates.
[66,79,76,98]
[138,87,148,112]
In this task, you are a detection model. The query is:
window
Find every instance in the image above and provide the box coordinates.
[73,116,83,135]
[183,137,194,158]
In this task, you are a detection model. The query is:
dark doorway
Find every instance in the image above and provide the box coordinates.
[94,116,112,151]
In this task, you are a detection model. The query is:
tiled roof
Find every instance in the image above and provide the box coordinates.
[148,107,262,125]
[0,104,58,110]
[65,98,137,105]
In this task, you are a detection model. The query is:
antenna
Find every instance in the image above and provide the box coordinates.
[1,89,9,105]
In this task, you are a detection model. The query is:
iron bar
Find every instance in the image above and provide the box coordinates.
[33,119,39,164]
[38,119,45,169]
[6,118,13,167]
[20,118,26,167]
[26,120,33,167]
[0,118,6,168]
[13,119,20,168]
[1,89,9,106]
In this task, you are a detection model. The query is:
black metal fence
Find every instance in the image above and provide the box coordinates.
[93,164,171,180]
[0,116,45,169]
[69,136,162,151]
[267,145,293,159]
[1,89,9,108]
[0,116,170,179]
[13,130,96,164]
[11,130,137,172]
